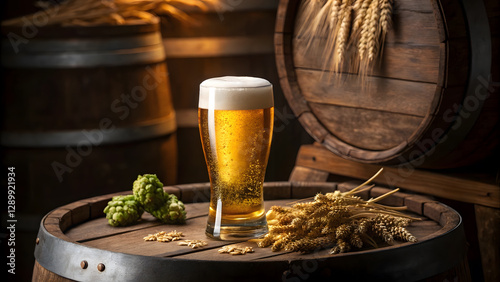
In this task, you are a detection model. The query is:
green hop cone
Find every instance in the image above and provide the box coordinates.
[132,174,164,213]
[103,195,144,227]
[150,193,187,224]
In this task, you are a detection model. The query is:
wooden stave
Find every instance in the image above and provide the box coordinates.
[32,182,468,282]
[1,19,166,68]
[274,0,500,169]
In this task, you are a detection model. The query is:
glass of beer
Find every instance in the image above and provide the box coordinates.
[198,76,274,240]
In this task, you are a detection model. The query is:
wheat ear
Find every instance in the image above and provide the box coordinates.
[334,0,353,72]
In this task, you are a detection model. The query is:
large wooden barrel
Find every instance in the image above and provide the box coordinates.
[275,0,500,169]
[1,19,177,203]
[1,20,177,279]
[32,181,469,281]
[160,0,312,183]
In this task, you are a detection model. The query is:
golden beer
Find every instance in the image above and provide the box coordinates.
[198,76,273,239]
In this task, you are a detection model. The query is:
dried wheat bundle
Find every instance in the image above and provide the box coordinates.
[256,168,419,254]
[296,0,394,80]
[2,0,213,27]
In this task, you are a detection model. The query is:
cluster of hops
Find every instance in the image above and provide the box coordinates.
[133,174,187,224]
[103,195,144,227]
[258,185,418,254]
[103,174,186,227]
[149,192,187,224]
[133,174,166,213]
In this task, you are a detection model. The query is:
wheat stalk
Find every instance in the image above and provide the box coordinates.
[366,0,380,62]
[2,0,213,27]
[295,0,393,85]
[334,0,352,72]
[379,0,393,35]
[329,0,342,30]
[257,169,419,254]
[295,0,325,57]
[321,0,342,74]
[377,0,393,60]
[351,0,371,35]
[315,0,339,62]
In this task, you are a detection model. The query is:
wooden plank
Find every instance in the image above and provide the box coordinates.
[392,0,435,12]
[294,144,500,208]
[65,215,162,242]
[370,187,406,207]
[308,103,423,151]
[175,240,287,261]
[264,181,292,200]
[289,166,329,182]
[367,43,441,84]
[475,204,500,282]
[65,202,210,242]
[296,68,437,117]
[384,9,440,45]
[80,200,292,257]
[83,216,229,257]
[56,201,91,227]
[293,40,441,84]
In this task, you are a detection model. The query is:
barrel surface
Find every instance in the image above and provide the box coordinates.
[33,182,468,282]
[275,0,500,169]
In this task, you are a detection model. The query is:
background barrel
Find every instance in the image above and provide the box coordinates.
[160,0,312,184]
[1,20,177,281]
[275,0,500,169]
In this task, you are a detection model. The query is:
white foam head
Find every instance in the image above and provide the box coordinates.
[199,76,273,110]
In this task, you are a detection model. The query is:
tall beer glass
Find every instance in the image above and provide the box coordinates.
[199,76,274,240]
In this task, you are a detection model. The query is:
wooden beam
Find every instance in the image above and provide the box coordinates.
[295,144,500,208]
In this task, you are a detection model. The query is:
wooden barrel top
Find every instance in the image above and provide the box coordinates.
[274,0,499,169]
[34,182,467,281]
